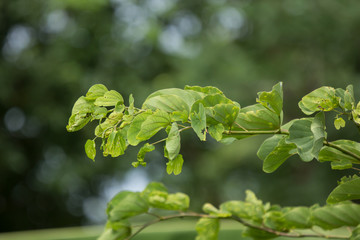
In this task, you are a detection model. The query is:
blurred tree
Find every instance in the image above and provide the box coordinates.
[0,0,360,232]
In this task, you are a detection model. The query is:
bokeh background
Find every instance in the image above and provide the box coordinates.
[1,0,360,235]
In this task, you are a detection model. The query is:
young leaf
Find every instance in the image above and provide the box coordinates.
[95,90,124,107]
[334,117,346,130]
[195,218,220,240]
[85,139,96,161]
[166,154,184,175]
[190,103,207,141]
[136,110,171,141]
[128,94,135,115]
[165,122,181,160]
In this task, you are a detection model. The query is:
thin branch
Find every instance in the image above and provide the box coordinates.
[150,138,166,146]
[125,212,349,240]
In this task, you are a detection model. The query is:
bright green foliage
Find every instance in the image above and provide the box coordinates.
[85,139,96,161]
[195,218,220,240]
[327,176,360,204]
[67,83,360,239]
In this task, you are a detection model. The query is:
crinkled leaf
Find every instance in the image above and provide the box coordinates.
[95,90,124,107]
[213,103,240,127]
[263,211,285,230]
[85,84,108,100]
[103,130,126,157]
[298,86,339,115]
[67,112,92,132]
[195,218,219,240]
[141,182,168,201]
[166,154,184,175]
[133,143,155,167]
[137,110,171,141]
[185,85,223,95]
[93,107,108,120]
[128,94,135,115]
[165,122,181,160]
[190,103,207,141]
[107,191,148,221]
[85,139,96,161]
[327,177,360,204]
[202,203,232,217]
[310,112,326,158]
[97,220,131,240]
[208,123,225,141]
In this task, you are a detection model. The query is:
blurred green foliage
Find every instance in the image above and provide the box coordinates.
[1,0,360,233]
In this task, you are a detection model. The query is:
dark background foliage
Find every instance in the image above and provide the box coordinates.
[1,0,360,232]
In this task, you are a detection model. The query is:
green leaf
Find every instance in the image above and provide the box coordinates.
[185,85,224,95]
[242,227,276,240]
[85,139,96,161]
[286,118,323,162]
[128,94,135,115]
[258,135,297,173]
[95,90,124,107]
[283,207,311,229]
[190,103,207,141]
[334,117,346,130]
[141,182,168,201]
[318,140,360,170]
[336,85,355,111]
[350,225,360,240]
[85,84,108,100]
[166,154,184,175]
[195,218,220,240]
[212,103,240,127]
[97,220,131,240]
[165,122,181,160]
[202,203,232,217]
[67,96,94,131]
[107,191,148,221]
[136,110,171,141]
[103,130,126,157]
[67,112,92,132]
[133,143,155,167]
[257,82,283,115]
[312,203,360,229]
[145,88,202,110]
[298,86,339,115]
[310,112,326,159]
[208,123,225,141]
[93,106,108,120]
[143,94,190,114]
[127,111,152,146]
[233,104,280,133]
[327,177,360,204]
